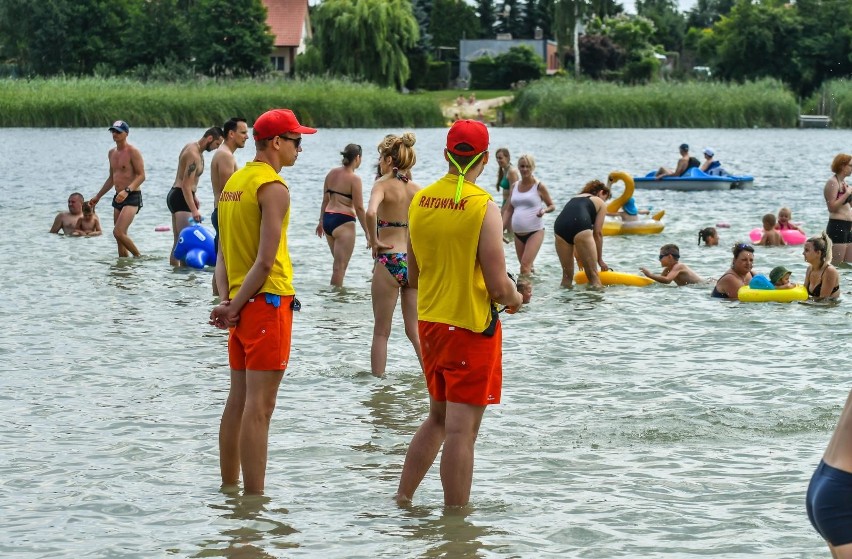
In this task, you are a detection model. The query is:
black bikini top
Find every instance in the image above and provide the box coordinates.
[326,189,353,199]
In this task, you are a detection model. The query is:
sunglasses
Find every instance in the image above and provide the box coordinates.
[735,243,754,252]
[277,135,302,148]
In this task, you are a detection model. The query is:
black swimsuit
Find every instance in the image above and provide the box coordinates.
[326,189,353,199]
[710,271,738,298]
[553,196,596,244]
[807,268,840,297]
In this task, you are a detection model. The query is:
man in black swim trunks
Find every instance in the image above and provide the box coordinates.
[89,120,146,257]
[168,127,224,266]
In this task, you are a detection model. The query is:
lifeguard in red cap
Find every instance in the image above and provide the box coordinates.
[396,119,526,507]
[209,108,316,495]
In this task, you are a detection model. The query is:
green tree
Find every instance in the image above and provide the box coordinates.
[0,0,132,75]
[477,0,497,38]
[636,0,686,52]
[710,0,802,90]
[188,0,273,76]
[312,0,419,88]
[431,0,481,48]
[686,0,736,29]
[121,0,192,73]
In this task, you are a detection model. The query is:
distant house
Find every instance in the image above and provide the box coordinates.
[459,37,559,82]
[261,0,311,74]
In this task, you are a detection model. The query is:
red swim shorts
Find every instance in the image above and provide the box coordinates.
[418,320,502,406]
[228,295,294,371]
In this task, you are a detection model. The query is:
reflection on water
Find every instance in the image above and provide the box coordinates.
[197,493,299,558]
[393,505,502,559]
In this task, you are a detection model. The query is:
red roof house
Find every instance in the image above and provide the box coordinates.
[261,0,312,74]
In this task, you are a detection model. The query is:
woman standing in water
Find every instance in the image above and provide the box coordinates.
[316,144,368,287]
[365,133,422,377]
[502,154,555,276]
[553,179,610,288]
[823,153,852,264]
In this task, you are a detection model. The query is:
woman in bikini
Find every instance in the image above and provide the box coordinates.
[824,153,852,264]
[316,144,368,287]
[365,133,422,377]
[803,232,840,301]
[710,243,754,299]
[495,147,520,241]
[502,154,555,277]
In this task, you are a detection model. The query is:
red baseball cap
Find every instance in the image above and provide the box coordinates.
[446,119,489,156]
[252,109,317,140]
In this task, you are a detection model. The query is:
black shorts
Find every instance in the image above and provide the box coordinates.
[167,187,192,214]
[112,190,142,212]
[826,218,852,244]
[212,207,219,254]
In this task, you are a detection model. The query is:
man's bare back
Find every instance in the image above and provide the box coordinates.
[211,146,238,207]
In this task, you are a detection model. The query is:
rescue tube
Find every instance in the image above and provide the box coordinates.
[603,171,665,236]
[737,284,808,302]
[574,270,654,286]
[173,224,216,269]
[748,228,807,245]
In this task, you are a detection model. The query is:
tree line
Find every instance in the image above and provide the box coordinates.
[1,0,849,99]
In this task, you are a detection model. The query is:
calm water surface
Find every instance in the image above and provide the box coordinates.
[1,127,850,558]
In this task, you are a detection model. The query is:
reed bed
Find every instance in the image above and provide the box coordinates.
[512,78,799,128]
[0,77,444,128]
[803,79,852,128]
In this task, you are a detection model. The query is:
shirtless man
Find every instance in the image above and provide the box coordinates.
[655,143,697,179]
[640,244,704,285]
[210,118,248,293]
[89,121,146,257]
[167,126,224,266]
[50,192,84,235]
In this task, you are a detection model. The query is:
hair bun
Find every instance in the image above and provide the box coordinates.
[401,132,416,147]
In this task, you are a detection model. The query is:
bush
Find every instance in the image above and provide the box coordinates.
[577,35,626,79]
[469,56,498,89]
[495,45,545,87]
[421,60,451,91]
[622,55,660,84]
[513,77,798,127]
[294,46,325,78]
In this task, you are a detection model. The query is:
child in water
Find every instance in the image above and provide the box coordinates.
[640,243,704,285]
[698,227,719,246]
[776,207,805,234]
[757,214,785,246]
[769,266,796,289]
[608,197,650,222]
[73,202,102,237]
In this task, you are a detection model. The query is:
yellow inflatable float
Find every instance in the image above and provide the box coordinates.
[574,270,654,286]
[603,171,665,236]
[737,284,808,303]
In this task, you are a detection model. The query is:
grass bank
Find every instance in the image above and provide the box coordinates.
[0,77,445,128]
[512,78,799,128]
[803,80,852,127]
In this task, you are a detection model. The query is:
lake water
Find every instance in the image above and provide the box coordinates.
[1,126,850,558]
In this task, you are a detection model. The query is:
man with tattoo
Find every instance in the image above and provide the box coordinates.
[167,126,224,266]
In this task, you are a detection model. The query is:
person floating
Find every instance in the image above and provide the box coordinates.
[640,244,703,285]
[50,192,85,235]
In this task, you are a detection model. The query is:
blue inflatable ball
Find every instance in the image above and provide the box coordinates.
[748,274,775,290]
[173,224,216,269]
